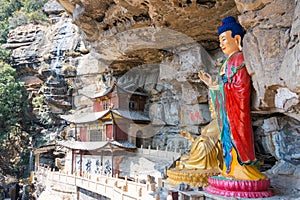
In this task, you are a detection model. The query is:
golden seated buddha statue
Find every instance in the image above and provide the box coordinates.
[167,104,223,187]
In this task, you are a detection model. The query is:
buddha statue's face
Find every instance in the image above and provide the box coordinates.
[219,30,241,56]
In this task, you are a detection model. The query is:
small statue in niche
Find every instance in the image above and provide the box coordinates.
[96,69,116,91]
[96,74,107,91]
[105,70,116,87]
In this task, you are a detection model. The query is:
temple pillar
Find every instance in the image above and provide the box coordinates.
[34,153,40,171]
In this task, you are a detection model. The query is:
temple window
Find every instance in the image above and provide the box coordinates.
[103,100,108,110]
[90,129,102,141]
[129,100,135,110]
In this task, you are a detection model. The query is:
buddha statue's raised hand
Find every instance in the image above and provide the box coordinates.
[180,130,195,142]
[198,70,219,90]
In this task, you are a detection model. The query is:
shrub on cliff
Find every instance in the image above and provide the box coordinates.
[0,62,29,176]
[0,62,27,134]
[0,0,48,43]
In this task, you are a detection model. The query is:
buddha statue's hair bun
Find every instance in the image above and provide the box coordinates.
[218,16,244,39]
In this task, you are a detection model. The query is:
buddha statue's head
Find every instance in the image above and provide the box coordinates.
[218,16,244,56]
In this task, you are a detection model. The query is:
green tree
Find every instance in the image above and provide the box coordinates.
[0,0,48,43]
[22,0,48,13]
[0,125,31,177]
[0,0,48,177]
[0,0,22,43]
[0,62,27,138]
[32,95,53,126]
[0,62,29,176]
[0,48,11,63]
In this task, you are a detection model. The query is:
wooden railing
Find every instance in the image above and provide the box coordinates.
[136,146,181,161]
[39,168,159,200]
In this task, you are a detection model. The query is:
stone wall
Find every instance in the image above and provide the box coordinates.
[239,0,299,115]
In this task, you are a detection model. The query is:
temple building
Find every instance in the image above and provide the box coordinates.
[60,81,150,146]
[34,81,151,177]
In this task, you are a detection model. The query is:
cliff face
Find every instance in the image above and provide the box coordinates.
[56,0,238,50]
[239,0,299,116]
[55,0,300,116]
[3,1,92,142]
[3,0,300,192]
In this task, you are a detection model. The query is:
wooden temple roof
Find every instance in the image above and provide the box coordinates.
[33,143,56,154]
[57,140,137,151]
[93,82,148,99]
[60,109,150,124]
[34,140,137,155]
[60,110,110,124]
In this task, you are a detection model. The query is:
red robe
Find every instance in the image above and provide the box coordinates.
[224,52,256,163]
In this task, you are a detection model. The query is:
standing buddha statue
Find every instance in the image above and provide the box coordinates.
[198,16,273,198]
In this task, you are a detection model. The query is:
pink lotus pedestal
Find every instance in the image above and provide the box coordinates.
[205,176,273,198]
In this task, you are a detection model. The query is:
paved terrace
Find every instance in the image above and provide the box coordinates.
[35,167,161,200]
[34,147,181,200]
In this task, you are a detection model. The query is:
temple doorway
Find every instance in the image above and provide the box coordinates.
[135,130,143,148]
